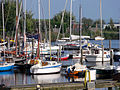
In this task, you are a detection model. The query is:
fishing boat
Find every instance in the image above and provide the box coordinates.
[30,60,62,74]
[51,53,70,61]
[114,52,120,62]
[85,47,111,62]
[30,0,62,75]
[0,2,15,72]
[114,65,120,73]
[66,63,96,81]
[0,62,14,71]
[0,56,14,71]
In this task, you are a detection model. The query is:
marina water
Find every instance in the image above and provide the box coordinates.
[0,40,120,89]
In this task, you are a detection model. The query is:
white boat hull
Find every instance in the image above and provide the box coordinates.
[86,70,96,81]
[30,62,61,74]
[86,55,110,62]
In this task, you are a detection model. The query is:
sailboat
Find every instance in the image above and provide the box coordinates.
[66,3,96,81]
[113,20,120,72]
[0,2,14,71]
[30,0,62,74]
[85,0,112,62]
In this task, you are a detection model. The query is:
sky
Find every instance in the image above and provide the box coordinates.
[25,0,120,23]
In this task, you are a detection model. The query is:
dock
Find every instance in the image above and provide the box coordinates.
[1,79,119,90]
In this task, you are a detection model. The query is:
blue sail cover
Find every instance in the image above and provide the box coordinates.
[27,34,39,39]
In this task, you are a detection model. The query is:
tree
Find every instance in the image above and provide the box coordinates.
[0,0,16,37]
[51,11,76,34]
[82,17,93,30]
[109,18,114,30]
[0,0,36,38]
[93,19,105,28]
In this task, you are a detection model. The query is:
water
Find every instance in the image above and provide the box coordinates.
[0,40,120,89]
[90,40,119,49]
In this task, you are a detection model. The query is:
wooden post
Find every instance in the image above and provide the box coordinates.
[110,50,113,65]
[62,45,64,51]
[80,49,83,65]
[59,45,61,61]
[102,44,104,65]
[57,49,59,62]
[109,40,113,65]
[109,40,111,49]
[32,38,34,59]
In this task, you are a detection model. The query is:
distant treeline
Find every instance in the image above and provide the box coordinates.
[0,1,119,41]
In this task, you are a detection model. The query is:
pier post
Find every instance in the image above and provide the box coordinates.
[59,45,61,61]
[84,70,95,90]
[102,45,104,65]
[109,40,111,49]
[57,48,59,62]
[110,49,113,65]
[62,45,64,51]
[109,40,113,65]
[32,38,34,59]
[80,49,83,65]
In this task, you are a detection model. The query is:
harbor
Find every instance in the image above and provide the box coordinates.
[0,0,120,90]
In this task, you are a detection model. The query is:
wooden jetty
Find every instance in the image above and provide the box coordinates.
[1,79,119,90]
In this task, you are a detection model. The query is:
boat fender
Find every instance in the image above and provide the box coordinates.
[85,58,88,62]
[34,60,39,64]
[68,68,71,74]
[30,60,34,64]
[72,66,75,71]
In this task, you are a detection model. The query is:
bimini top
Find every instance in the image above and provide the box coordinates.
[95,36,104,40]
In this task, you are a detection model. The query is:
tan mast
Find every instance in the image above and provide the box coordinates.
[100,0,104,64]
[2,2,5,59]
[49,0,51,59]
[15,0,19,56]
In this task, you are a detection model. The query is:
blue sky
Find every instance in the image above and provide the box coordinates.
[26,0,120,23]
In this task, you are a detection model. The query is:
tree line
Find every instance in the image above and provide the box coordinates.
[0,1,119,41]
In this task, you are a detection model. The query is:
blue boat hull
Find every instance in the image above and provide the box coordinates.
[0,65,14,71]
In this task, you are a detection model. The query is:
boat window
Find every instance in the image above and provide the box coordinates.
[95,49,99,54]
[91,49,95,54]
[48,63,51,65]
[42,62,48,66]
[52,63,56,65]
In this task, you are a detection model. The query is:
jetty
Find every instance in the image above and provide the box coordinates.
[1,79,119,90]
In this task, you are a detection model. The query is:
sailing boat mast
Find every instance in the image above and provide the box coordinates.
[2,2,5,41]
[15,0,19,56]
[37,0,41,58]
[119,19,120,52]
[56,0,68,41]
[24,0,26,46]
[70,0,72,41]
[49,0,51,58]
[100,0,104,64]
[100,0,103,38]
[2,1,5,59]
[23,0,27,60]
[79,5,83,64]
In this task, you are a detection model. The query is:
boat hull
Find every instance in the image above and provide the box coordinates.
[66,70,96,81]
[30,64,61,75]
[0,63,14,71]
[86,55,110,62]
